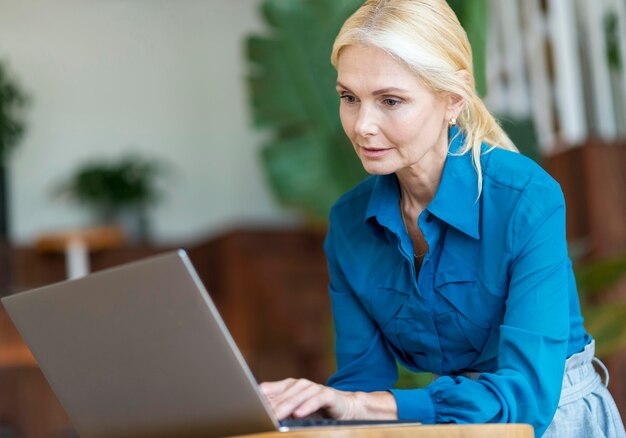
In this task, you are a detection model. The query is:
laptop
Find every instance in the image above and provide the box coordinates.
[1,250,419,437]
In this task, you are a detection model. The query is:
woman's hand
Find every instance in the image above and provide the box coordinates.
[260,378,356,420]
[259,378,398,421]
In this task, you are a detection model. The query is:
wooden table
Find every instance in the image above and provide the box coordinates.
[228,424,534,438]
[35,225,126,279]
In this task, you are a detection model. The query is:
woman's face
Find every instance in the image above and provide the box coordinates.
[336,45,453,175]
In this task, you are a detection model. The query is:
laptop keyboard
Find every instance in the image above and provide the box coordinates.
[279,418,419,428]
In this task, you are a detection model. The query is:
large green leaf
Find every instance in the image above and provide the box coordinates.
[247,0,365,220]
[261,132,347,217]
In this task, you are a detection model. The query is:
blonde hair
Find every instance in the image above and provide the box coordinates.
[331,0,517,196]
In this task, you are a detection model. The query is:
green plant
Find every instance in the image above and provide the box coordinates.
[575,255,626,358]
[0,61,27,163]
[0,60,28,295]
[0,60,28,239]
[247,0,489,221]
[59,156,162,213]
[56,155,167,242]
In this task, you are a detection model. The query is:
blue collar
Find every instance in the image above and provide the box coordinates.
[364,126,481,239]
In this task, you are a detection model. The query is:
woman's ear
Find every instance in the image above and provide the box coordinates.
[447,93,464,119]
[446,69,470,120]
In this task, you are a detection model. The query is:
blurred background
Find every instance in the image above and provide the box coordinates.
[0,0,624,436]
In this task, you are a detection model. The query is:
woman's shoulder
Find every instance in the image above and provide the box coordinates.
[330,175,378,218]
[481,146,564,207]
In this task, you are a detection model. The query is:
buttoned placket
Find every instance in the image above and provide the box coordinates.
[386,207,448,373]
[418,210,450,372]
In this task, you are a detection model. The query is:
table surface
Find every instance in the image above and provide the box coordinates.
[227,423,534,438]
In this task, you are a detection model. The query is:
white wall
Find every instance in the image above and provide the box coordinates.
[0,0,297,245]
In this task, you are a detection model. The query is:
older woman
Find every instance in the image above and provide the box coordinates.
[260,1,625,436]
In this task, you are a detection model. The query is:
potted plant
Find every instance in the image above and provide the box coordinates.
[0,61,28,238]
[56,154,167,244]
[0,60,28,295]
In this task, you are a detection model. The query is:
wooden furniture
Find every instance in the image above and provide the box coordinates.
[35,226,126,279]
[544,140,626,259]
[227,424,534,438]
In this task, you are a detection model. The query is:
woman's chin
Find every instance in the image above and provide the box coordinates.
[360,160,397,176]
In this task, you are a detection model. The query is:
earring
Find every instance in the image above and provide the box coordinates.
[449,117,457,126]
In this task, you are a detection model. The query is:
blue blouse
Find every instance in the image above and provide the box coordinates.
[324,128,590,436]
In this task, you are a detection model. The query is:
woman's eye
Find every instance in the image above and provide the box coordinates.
[340,94,357,104]
[382,98,401,107]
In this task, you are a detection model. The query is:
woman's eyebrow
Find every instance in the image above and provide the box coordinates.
[335,81,408,96]
[336,81,351,90]
[371,87,409,96]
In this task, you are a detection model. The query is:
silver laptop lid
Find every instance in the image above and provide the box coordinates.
[1,250,279,438]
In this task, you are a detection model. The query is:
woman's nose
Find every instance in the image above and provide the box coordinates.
[354,106,379,137]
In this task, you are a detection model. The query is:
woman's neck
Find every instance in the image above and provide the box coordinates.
[396,139,448,214]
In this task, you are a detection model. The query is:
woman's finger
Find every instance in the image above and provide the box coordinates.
[259,378,298,397]
[269,379,317,414]
[294,386,353,420]
[269,378,313,402]
[272,381,325,420]
[260,378,316,417]
[292,387,333,418]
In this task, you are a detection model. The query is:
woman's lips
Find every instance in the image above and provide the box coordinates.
[360,146,392,158]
